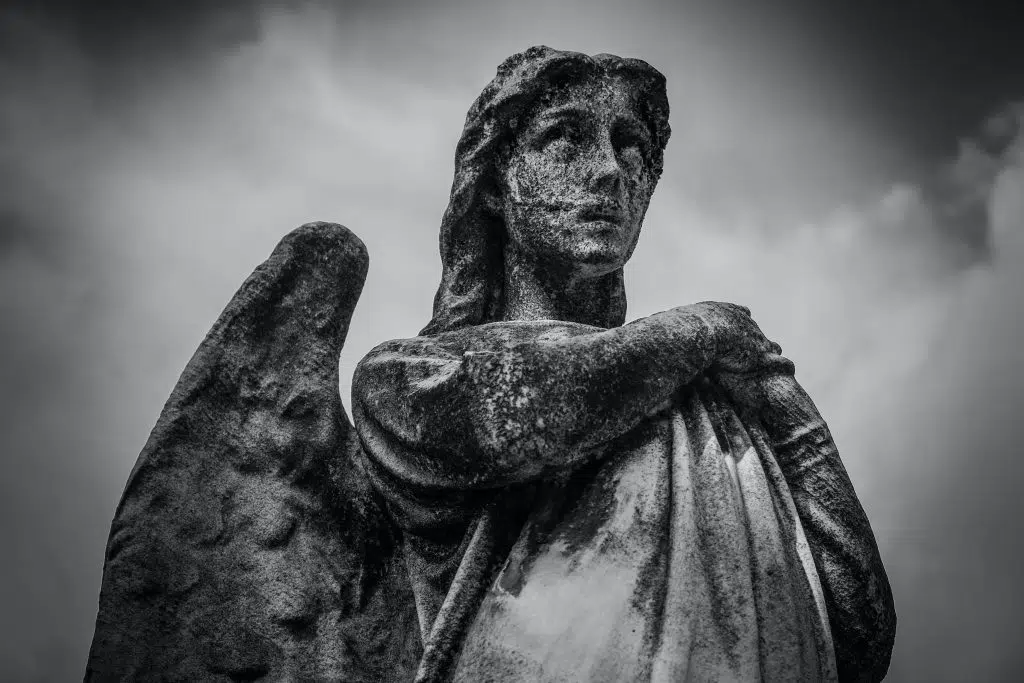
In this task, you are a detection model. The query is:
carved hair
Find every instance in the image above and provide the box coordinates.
[420,45,671,336]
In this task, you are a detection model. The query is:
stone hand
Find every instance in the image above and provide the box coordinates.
[679,301,795,413]
[687,301,794,376]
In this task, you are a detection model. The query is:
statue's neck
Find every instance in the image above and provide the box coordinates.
[502,250,623,328]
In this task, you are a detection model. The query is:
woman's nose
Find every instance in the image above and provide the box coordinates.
[590,135,623,195]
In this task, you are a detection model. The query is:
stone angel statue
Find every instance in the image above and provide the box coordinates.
[86,47,896,682]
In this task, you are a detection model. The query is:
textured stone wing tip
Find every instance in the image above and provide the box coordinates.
[280,220,369,294]
[285,221,368,263]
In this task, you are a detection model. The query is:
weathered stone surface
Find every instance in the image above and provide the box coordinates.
[420,46,670,336]
[351,46,896,682]
[85,223,420,682]
[86,45,896,683]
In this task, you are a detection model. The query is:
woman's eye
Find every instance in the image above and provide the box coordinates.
[616,132,646,153]
[543,123,580,146]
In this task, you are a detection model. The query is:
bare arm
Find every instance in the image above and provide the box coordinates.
[353,305,756,491]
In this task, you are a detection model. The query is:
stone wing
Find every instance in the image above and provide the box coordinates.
[85,223,421,682]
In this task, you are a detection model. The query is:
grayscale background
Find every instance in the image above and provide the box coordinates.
[1,0,1021,680]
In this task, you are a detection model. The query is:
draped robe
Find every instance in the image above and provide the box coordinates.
[352,320,895,682]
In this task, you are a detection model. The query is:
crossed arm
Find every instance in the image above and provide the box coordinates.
[352,308,719,490]
[352,306,896,682]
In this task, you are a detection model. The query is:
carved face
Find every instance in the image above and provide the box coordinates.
[498,75,659,279]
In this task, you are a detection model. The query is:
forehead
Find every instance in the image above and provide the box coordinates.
[522,74,645,127]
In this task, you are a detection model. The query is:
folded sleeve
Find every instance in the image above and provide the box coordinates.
[758,373,897,683]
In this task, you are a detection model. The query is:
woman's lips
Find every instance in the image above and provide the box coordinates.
[576,205,623,222]
[522,200,625,223]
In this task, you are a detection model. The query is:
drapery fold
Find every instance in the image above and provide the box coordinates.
[448,380,837,682]
[352,322,895,682]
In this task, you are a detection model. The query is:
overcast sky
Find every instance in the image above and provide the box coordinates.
[1,1,1022,680]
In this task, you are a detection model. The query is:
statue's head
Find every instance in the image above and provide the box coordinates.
[421,46,671,335]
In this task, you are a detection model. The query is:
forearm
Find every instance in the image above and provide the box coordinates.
[463,310,715,453]
[757,374,896,682]
[353,309,716,489]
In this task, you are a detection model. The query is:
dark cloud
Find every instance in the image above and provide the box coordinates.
[893,102,1024,272]
[813,0,1024,162]
[1,0,263,60]
[0,209,38,252]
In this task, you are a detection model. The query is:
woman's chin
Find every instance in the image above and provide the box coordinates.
[567,239,630,277]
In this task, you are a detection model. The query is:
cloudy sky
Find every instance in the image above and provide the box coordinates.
[1,0,1022,680]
